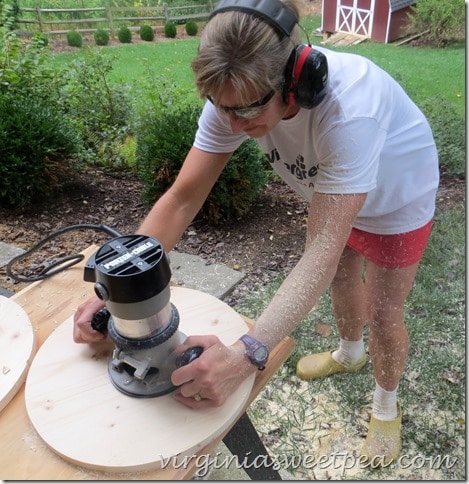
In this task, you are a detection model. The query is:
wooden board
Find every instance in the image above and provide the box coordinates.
[0,245,294,480]
[0,295,36,413]
[25,287,256,473]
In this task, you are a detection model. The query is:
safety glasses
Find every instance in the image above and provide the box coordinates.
[207,89,275,119]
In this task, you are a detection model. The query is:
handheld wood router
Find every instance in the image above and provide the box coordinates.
[84,234,202,398]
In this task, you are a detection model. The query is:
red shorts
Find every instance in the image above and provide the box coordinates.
[346,220,433,269]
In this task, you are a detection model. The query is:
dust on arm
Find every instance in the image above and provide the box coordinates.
[249,192,366,351]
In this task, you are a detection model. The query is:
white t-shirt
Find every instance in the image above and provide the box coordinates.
[193,45,439,235]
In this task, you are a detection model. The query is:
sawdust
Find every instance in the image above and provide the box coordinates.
[21,422,65,468]
[249,371,464,480]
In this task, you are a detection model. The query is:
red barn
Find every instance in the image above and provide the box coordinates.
[321,0,417,43]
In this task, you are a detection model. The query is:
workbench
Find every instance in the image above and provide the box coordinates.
[0,245,294,480]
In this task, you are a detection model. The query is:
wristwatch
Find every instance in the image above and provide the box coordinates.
[239,335,269,370]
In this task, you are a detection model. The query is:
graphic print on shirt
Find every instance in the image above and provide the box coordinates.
[265,148,320,189]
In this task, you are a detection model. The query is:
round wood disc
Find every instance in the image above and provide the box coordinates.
[25,287,255,473]
[0,296,36,413]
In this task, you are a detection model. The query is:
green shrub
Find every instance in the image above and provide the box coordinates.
[164,21,177,38]
[58,49,133,167]
[407,0,465,46]
[206,137,268,223]
[420,95,465,177]
[0,20,55,96]
[117,25,132,43]
[94,28,109,46]
[0,91,82,208]
[31,31,49,48]
[136,103,267,224]
[66,30,82,48]
[0,1,20,30]
[185,20,198,36]
[139,24,154,41]
[114,135,137,167]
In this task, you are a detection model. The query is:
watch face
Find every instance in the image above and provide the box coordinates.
[253,346,269,362]
[240,335,269,369]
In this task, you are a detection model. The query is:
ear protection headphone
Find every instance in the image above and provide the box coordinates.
[209,0,329,109]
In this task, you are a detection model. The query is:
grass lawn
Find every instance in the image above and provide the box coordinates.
[50,38,202,110]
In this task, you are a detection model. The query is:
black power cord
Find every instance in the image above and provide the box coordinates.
[6,224,123,283]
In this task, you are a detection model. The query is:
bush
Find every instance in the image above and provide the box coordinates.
[407,0,465,47]
[205,137,268,223]
[66,30,82,48]
[0,91,82,208]
[136,103,267,224]
[420,95,465,177]
[139,24,154,41]
[0,1,20,30]
[31,31,49,48]
[0,21,54,96]
[58,49,133,167]
[94,28,109,46]
[164,21,177,38]
[117,25,132,43]
[185,20,198,36]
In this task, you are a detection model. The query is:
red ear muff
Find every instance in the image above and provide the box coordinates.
[284,45,329,109]
[288,45,311,105]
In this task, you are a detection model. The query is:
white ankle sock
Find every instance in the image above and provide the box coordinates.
[372,381,398,421]
[331,338,365,366]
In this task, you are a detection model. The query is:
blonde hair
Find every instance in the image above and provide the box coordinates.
[192,0,305,104]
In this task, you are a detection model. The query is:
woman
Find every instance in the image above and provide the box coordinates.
[74,0,439,465]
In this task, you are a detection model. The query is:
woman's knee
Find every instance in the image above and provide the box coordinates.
[369,304,406,335]
[332,246,364,285]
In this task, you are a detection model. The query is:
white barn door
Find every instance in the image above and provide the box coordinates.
[336,0,375,37]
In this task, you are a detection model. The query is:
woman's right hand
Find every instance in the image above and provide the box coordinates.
[73,296,107,343]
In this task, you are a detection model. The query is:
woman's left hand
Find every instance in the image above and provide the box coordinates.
[171,335,255,408]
